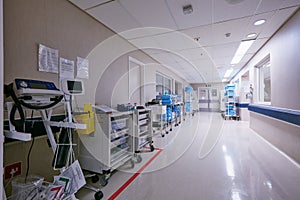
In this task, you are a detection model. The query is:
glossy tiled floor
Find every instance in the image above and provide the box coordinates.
[76,112,300,200]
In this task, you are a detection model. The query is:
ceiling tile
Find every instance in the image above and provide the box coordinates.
[247,38,268,54]
[165,0,212,29]
[119,0,178,30]
[120,27,173,40]
[256,0,300,14]
[153,31,188,51]
[180,24,214,47]
[69,0,300,83]
[211,17,251,45]
[129,36,161,50]
[87,1,140,33]
[260,6,299,38]
[212,0,261,23]
[244,11,276,40]
[205,42,240,59]
[69,0,112,10]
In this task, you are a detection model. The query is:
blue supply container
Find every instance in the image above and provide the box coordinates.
[185,86,193,92]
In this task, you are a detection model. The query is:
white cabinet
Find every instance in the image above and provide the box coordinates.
[133,109,154,152]
[78,111,134,177]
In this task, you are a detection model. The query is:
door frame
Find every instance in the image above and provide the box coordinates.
[128,56,145,105]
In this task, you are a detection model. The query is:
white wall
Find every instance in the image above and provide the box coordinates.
[232,9,300,163]
[91,48,188,108]
[233,9,300,110]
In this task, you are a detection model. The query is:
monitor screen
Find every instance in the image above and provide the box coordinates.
[29,82,48,89]
[67,80,83,93]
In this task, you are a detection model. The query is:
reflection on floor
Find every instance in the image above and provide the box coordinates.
[76,112,300,200]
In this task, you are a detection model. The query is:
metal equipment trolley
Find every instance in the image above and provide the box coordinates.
[224,84,239,120]
[132,108,154,162]
[78,109,135,187]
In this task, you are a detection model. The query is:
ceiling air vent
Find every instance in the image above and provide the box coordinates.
[225,0,245,5]
[183,4,193,15]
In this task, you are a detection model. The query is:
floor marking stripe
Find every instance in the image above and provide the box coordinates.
[108,148,163,200]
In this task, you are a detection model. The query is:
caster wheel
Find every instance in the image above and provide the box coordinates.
[91,175,99,183]
[166,131,169,134]
[130,159,135,168]
[136,155,142,163]
[170,128,172,131]
[150,144,155,152]
[99,176,108,187]
[94,191,103,200]
[162,134,165,137]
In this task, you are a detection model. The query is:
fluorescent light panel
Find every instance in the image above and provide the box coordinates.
[231,40,255,64]
[222,79,228,82]
[224,68,233,78]
[254,19,266,26]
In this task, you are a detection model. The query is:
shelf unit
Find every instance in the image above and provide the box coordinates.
[133,109,154,153]
[184,86,194,116]
[78,110,134,178]
[224,84,238,120]
[148,104,167,137]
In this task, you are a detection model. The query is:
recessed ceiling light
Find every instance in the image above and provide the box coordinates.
[254,19,266,26]
[247,33,257,38]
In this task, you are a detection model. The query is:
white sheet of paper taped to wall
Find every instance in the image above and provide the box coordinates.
[38,44,59,73]
[59,57,74,80]
[76,57,89,79]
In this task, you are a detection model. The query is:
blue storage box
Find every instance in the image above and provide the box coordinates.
[225,84,235,90]
[185,86,193,92]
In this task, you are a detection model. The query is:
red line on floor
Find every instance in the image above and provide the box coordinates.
[108,148,163,200]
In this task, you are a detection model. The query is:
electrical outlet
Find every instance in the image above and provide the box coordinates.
[5,162,22,180]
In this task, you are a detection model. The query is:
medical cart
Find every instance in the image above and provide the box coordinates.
[78,110,134,186]
[132,109,154,162]
[185,86,194,116]
[224,84,239,120]
[148,104,168,137]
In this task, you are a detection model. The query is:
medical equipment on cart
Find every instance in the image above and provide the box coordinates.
[4,78,104,200]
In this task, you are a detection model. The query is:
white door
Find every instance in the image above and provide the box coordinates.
[129,57,145,105]
[198,88,209,110]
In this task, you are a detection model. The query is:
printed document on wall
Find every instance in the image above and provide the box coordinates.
[59,58,74,80]
[76,57,89,79]
[38,44,59,73]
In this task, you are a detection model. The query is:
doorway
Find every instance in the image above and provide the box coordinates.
[128,57,145,105]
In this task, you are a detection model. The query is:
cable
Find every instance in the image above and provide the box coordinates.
[25,111,35,182]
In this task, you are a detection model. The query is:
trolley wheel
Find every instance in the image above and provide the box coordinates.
[130,159,135,168]
[94,191,104,200]
[99,176,108,187]
[161,134,165,137]
[136,155,142,163]
[166,131,169,134]
[170,128,172,131]
[150,144,155,152]
[91,175,99,183]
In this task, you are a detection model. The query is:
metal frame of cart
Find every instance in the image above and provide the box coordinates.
[132,109,154,163]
